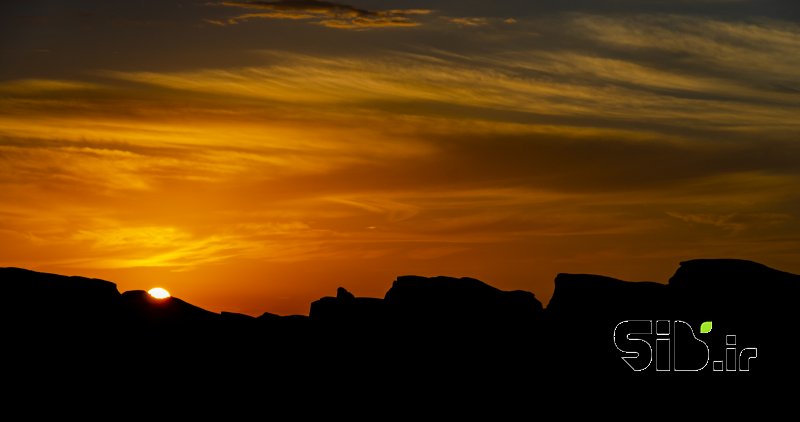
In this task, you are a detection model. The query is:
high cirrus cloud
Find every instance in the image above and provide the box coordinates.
[217,0,432,29]
[445,17,489,27]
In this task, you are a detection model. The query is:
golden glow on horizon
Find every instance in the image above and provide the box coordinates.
[1,5,799,316]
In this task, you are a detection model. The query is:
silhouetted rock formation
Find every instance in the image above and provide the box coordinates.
[385,275,543,326]
[258,311,281,321]
[337,287,355,300]
[309,276,542,347]
[310,288,386,331]
[120,290,219,328]
[547,273,668,320]
[667,259,800,375]
[1,259,798,386]
[669,258,800,315]
[544,274,671,373]
[221,311,256,323]
[0,267,120,335]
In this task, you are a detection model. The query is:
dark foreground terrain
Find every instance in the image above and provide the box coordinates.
[1,259,797,398]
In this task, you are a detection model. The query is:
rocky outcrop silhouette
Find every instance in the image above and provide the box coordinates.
[669,258,800,316]
[385,275,542,326]
[309,276,542,335]
[1,258,798,386]
[547,273,668,320]
[310,287,386,327]
[543,273,672,373]
[119,290,220,328]
[0,267,120,335]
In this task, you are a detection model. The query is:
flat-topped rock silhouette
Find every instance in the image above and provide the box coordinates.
[547,273,668,320]
[670,258,800,288]
[309,276,542,340]
[0,267,120,333]
[310,286,386,327]
[385,275,543,324]
[0,267,119,304]
[670,258,800,312]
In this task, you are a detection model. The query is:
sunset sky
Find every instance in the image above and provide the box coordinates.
[2,0,799,315]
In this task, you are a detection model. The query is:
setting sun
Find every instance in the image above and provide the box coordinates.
[148,287,171,300]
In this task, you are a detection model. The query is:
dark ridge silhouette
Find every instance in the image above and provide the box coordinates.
[309,276,542,332]
[547,273,668,319]
[119,290,219,328]
[543,273,672,373]
[310,286,386,326]
[385,275,542,325]
[669,258,800,312]
[667,259,800,378]
[221,311,256,322]
[257,310,281,321]
[1,259,798,392]
[0,267,119,336]
[0,266,119,310]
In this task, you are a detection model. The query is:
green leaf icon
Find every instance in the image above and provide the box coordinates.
[700,321,713,334]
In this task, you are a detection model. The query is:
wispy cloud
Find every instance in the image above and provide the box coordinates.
[666,211,792,233]
[108,43,800,135]
[445,17,489,27]
[666,212,746,232]
[217,0,432,29]
[0,79,101,94]
[573,14,800,92]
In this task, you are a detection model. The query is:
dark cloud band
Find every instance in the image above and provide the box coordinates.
[219,0,432,29]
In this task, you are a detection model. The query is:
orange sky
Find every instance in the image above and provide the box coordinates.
[2,1,799,315]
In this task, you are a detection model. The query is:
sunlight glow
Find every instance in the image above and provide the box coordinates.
[148,287,171,299]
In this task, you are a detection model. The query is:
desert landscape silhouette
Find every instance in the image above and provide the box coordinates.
[3,2,800,403]
[3,258,797,392]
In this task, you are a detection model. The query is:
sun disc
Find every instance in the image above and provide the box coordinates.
[148,287,171,299]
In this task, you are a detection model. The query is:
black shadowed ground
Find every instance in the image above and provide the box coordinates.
[1,259,796,397]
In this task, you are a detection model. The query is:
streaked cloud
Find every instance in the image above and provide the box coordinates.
[0,79,101,94]
[217,0,432,29]
[573,14,800,91]
[445,17,488,27]
[107,33,800,135]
